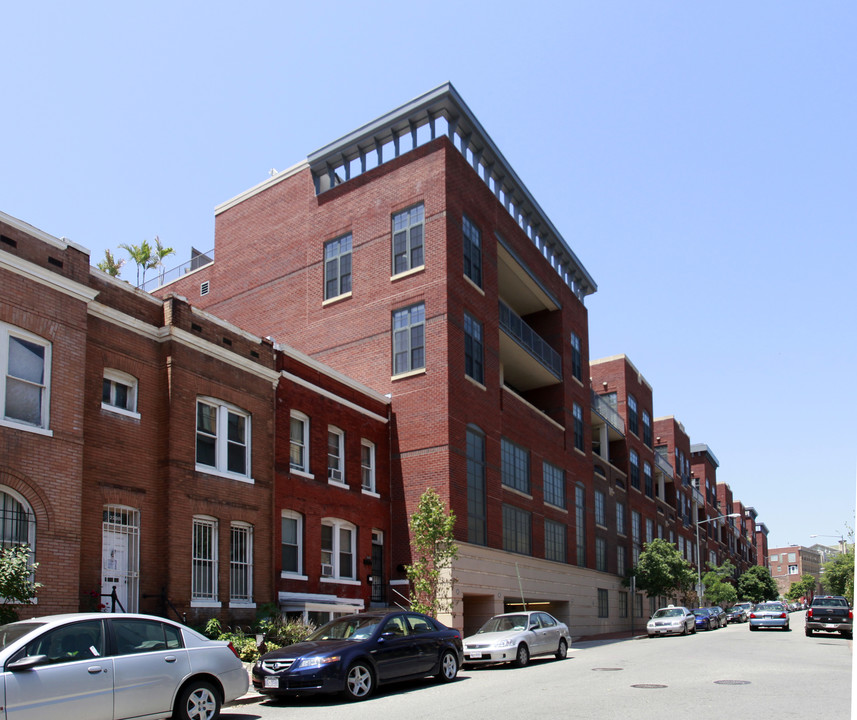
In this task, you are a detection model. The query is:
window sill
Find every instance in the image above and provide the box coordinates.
[328,479,349,490]
[322,291,352,307]
[195,465,255,484]
[229,601,256,609]
[391,368,426,381]
[502,485,533,501]
[574,446,586,457]
[320,577,362,587]
[0,418,53,437]
[544,502,569,514]
[391,265,425,282]
[464,375,486,390]
[361,489,380,499]
[101,403,141,420]
[191,601,222,608]
[462,274,485,295]
[281,573,308,581]
[290,469,315,480]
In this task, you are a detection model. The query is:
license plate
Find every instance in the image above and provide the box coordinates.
[825,623,838,628]
[264,677,280,689]
[467,653,485,660]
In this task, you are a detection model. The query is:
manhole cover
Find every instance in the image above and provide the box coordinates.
[631,684,667,689]
[592,667,624,671]
[714,680,750,686]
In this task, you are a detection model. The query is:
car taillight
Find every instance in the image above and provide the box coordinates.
[807,609,813,618]
[227,642,240,659]
[849,610,853,620]
[779,613,787,619]
[749,613,756,619]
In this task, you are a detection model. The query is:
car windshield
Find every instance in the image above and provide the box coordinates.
[477,615,529,633]
[817,598,848,607]
[0,622,44,651]
[652,608,683,619]
[692,609,708,616]
[306,616,382,642]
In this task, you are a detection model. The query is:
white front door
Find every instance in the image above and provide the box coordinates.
[101,506,140,612]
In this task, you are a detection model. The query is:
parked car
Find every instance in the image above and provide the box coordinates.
[749,601,790,631]
[462,611,570,667]
[0,612,248,720]
[805,596,853,639]
[646,606,696,637]
[252,611,462,701]
[708,606,728,627]
[691,608,716,631]
[726,603,752,623]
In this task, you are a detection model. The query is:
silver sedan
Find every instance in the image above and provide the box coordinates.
[0,612,248,719]
[647,606,696,637]
[462,611,571,668]
[749,602,791,631]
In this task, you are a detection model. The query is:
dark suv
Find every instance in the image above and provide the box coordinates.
[805,596,853,639]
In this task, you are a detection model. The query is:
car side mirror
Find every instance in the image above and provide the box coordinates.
[7,655,49,671]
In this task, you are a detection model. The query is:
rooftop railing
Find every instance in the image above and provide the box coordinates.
[140,249,214,292]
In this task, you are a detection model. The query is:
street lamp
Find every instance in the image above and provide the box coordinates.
[695,512,741,602]
[809,534,847,554]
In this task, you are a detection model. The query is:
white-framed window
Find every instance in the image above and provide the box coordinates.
[281,510,303,576]
[290,411,310,474]
[230,522,253,604]
[324,233,353,300]
[392,203,425,275]
[392,303,425,375]
[195,398,251,479]
[0,488,36,580]
[1,323,51,431]
[192,516,218,603]
[361,439,376,493]
[788,564,799,575]
[102,369,139,418]
[327,426,345,484]
[321,518,356,580]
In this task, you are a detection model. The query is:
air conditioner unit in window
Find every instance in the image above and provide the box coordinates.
[328,469,342,482]
[321,563,334,577]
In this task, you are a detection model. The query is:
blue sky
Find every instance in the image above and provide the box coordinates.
[3,1,854,551]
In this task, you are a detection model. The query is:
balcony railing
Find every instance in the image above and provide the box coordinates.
[498,300,561,379]
[654,449,674,478]
[139,248,214,292]
[590,390,624,434]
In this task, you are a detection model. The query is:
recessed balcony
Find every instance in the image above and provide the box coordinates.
[498,300,561,391]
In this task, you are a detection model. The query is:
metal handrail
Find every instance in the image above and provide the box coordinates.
[498,300,561,377]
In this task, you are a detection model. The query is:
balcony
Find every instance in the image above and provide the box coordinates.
[590,391,624,436]
[498,300,561,391]
[654,448,674,480]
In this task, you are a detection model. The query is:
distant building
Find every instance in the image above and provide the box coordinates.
[768,545,821,599]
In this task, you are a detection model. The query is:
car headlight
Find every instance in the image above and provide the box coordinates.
[494,638,516,648]
[297,655,341,669]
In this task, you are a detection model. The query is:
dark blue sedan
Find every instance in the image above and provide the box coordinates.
[252,611,463,701]
[692,608,716,631]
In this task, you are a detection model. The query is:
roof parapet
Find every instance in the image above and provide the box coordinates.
[306,82,597,302]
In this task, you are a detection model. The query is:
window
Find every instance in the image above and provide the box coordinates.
[22,620,104,665]
[631,511,641,564]
[462,214,482,286]
[596,538,608,572]
[619,591,629,618]
[281,511,303,576]
[594,490,606,526]
[788,552,797,562]
[634,594,643,619]
[192,517,218,603]
[573,403,584,451]
[645,518,654,544]
[501,438,530,494]
[196,399,250,478]
[321,519,355,580]
[644,461,653,498]
[570,332,582,381]
[545,519,566,562]
[230,523,253,604]
[290,411,310,474]
[466,427,487,545]
[788,565,799,575]
[392,203,424,275]
[543,461,565,509]
[327,426,345,484]
[575,485,586,567]
[0,488,36,551]
[464,312,484,384]
[770,554,779,562]
[361,440,376,493]
[324,233,352,300]
[616,501,625,535]
[392,303,425,375]
[597,589,609,618]
[502,505,531,555]
[642,410,652,447]
[617,545,626,578]
[627,394,638,435]
[1,323,51,430]
[113,619,181,655]
[629,449,639,490]
[102,369,138,417]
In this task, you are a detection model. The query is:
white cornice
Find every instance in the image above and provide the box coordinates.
[0,210,89,255]
[87,302,164,340]
[1,249,99,303]
[281,370,388,424]
[170,327,281,385]
[215,160,309,215]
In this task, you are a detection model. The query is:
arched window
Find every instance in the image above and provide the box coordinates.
[0,488,36,550]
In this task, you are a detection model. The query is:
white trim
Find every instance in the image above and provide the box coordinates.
[281,573,308,581]
[215,160,309,215]
[281,371,388,423]
[289,411,310,474]
[196,397,252,480]
[319,578,362,587]
[281,510,303,577]
[390,265,425,282]
[88,302,163,340]
[361,489,381,499]
[101,404,141,421]
[1,322,52,431]
[172,328,280,385]
[0,418,53,437]
[0,211,89,254]
[328,479,350,490]
[1,249,98,303]
[194,466,255,484]
[190,602,222,609]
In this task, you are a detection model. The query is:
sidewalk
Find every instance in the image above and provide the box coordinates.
[229,628,644,706]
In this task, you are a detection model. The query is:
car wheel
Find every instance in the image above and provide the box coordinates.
[437,649,459,682]
[344,662,375,701]
[555,638,568,659]
[784,624,790,631]
[842,631,853,640]
[691,623,697,634]
[805,629,814,637]
[174,680,220,720]
[749,625,757,631]
[513,643,530,668]
[681,623,688,636]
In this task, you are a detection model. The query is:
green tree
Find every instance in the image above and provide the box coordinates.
[405,488,459,617]
[786,574,817,603]
[822,549,854,602]
[703,561,738,607]
[120,239,154,287]
[737,565,779,603]
[150,236,175,285]
[0,545,42,623]
[632,538,696,604]
[96,249,125,278]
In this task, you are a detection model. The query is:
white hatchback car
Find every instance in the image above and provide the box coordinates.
[0,612,248,720]
[462,611,571,667]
